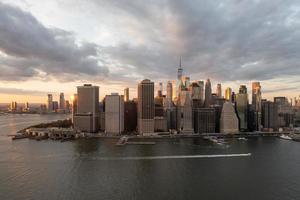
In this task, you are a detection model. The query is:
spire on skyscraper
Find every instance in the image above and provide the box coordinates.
[179,56,182,69]
[177,56,183,80]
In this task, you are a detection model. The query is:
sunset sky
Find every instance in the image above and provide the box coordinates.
[0,0,300,103]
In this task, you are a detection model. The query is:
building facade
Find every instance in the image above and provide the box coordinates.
[235,85,248,131]
[177,90,193,133]
[73,84,99,133]
[216,83,222,97]
[124,88,129,102]
[204,79,212,108]
[105,93,124,135]
[262,100,278,131]
[252,82,262,131]
[193,108,216,133]
[138,79,155,135]
[220,102,239,134]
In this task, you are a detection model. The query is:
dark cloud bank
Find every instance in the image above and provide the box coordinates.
[0,0,300,85]
[0,2,108,81]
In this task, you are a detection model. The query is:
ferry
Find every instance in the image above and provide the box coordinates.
[279,134,292,140]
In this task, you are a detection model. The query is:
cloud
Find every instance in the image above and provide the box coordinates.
[0,87,48,96]
[94,0,300,83]
[0,2,109,81]
[1,0,300,89]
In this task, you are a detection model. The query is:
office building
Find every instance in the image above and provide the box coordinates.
[124,100,137,133]
[52,101,58,111]
[166,81,173,109]
[172,80,177,101]
[189,82,202,100]
[252,82,262,131]
[225,87,232,101]
[47,94,53,112]
[157,82,163,97]
[236,85,248,131]
[177,90,193,133]
[262,100,278,131]
[154,117,168,132]
[198,81,204,103]
[220,102,239,134]
[216,83,222,97]
[105,93,124,135]
[124,88,129,102]
[138,79,155,135]
[204,79,212,107]
[193,108,216,133]
[274,97,294,127]
[73,84,99,133]
[24,102,29,112]
[176,58,183,98]
[59,93,65,110]
[9,101,17,112]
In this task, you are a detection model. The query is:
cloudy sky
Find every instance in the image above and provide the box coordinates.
[0,0,300,103]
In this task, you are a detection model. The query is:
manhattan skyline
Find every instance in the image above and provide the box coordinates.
[0,0,300,103]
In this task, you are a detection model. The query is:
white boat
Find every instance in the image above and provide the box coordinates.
[279,134,292,140]
[237,137,248,141]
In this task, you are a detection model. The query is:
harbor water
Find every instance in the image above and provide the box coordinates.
[0,114,300,200]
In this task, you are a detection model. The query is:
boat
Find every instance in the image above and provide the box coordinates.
[237,137,248,141]
[279,134,292,140]
[115,136,128,146]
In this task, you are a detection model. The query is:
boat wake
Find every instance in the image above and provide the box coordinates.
[91,153,252,161]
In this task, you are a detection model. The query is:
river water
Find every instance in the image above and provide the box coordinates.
[0,114,300,200]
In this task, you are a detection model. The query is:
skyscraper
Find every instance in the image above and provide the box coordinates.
[216,83,222,97]
[236,85,248,131]
[105,93,124,135]
[124,100,137,133]
[204,79,212,107]
[177,90,193,133]
[176,58,184,99]
[157,82,163,97]
[177,57,183,80]
[138,79,155,135]
[239,85,247,94]
[24,102,29,112]
[189,82,200,100]
[59,92,65,111]
[73,84,99,133]
[220,102,239,134]
[172,80,177,101]
[198,81,204,103]
[262,100,278,131]
[124,88,129,102]
[274,97,294,127]
[193,107,216,133]
[225,87,232,101]
[9,101,17,112]
[47,94,53,112]
[166,81,173,109]
[52,101,59,111]
[252,82,262,131]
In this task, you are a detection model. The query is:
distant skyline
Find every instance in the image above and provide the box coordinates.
[0,0,300,103]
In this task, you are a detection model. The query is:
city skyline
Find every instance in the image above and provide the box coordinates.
[0,0,300,103]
